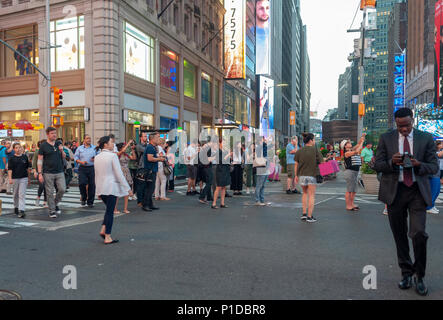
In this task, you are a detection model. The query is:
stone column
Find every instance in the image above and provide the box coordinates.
[84,7,94,140]
[197,65,202,130]
[91,0,121,141]
[154,37,161,129]
[37,19,50,140]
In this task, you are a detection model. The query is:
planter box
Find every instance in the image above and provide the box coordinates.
[362,174,380,195]
[280,173,288,191]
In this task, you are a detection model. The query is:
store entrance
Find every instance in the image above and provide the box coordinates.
[58,122,85,143]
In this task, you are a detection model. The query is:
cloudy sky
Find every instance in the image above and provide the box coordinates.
[299,0,364,119]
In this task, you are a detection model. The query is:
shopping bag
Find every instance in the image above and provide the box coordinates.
[268,162,276,180]
[318,162,335,176]
[329,160,340,173]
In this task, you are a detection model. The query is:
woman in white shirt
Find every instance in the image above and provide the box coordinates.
[154,138,170,201]
[94,136,132,245]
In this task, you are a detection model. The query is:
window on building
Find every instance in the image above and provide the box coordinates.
[124,22,155,82]
[183,59,196,99]
[201,72,212,104]
[194,23,198,44]
[160,46,178,91]
[184,14,190,39]
[173,5,179,28]
[50,16,84,71]
[0,24,38,77]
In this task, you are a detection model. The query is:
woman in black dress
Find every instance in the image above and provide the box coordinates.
[212,140,232,209]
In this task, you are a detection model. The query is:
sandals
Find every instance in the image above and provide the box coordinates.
[211,205,218,209]
[123,210,130,214]
[104,239,119,245]
[220,205,228,208]
[347,208,359,211]
[100,234,105,239]
[114,210,121,214]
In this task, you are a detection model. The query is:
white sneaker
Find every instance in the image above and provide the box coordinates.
[427,207,439,214]
[383,208,388,215]
[435,198,443,204]
[35,198,40,207]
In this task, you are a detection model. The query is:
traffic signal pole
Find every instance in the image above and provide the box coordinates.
[358,8,366,138]
[46,0,52,130]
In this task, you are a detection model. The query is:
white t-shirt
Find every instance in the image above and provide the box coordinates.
[184,145,197,165]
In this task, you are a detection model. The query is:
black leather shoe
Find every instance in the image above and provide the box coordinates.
[398,275,413,290]
[150,207,160,210]
[141,207,152,212]
[414,277,428,296]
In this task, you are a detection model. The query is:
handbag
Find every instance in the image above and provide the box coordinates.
[253,157,267,168]
[136,168,153,182]
[163,161,172,176]
[315,148,324,184]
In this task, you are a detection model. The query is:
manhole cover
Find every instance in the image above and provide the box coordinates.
[0,290,21,300]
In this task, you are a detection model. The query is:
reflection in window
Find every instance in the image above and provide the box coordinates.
[50,16,84,72]
[0,25,38,77]
[201,72,212,104]
[183,59,196,99]
[124,22,155,82]
[161,46,178,91]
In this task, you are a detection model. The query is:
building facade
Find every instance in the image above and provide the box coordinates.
[0,0,225,145]
[387,1,408,128]
[363,0,404,136]
[405,0,436,110]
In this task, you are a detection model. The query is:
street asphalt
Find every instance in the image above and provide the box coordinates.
[1,173,443,300]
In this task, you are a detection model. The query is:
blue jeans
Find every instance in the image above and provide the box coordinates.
[255,175,267,203]
[427,176,441,210]
[101,195,117,234]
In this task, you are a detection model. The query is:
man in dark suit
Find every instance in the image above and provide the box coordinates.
[375,108,438,296]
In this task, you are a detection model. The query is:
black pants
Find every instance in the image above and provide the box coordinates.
[101,195,117,234]
[387,183,428,278]
[78,166,95,205]
[129,168,137,194]
[142,174,157,209]
[230,164,243,191]
[38,181,47,201]
[199,167,213,201]
[65,168,73,188]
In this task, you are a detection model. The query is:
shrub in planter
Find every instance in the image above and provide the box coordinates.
[360,163,379,194]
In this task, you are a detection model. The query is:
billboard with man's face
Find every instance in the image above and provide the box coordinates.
[224,0,246,79]
[256,0,271,75]
[259,76,274,137]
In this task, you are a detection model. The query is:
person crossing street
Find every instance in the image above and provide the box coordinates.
[74,135,97,208]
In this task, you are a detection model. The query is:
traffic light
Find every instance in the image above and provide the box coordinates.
[52,115,64,127]
[54,87,63,107]
[358,103,366,117]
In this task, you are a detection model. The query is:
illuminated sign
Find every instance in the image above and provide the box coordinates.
[393,53,405,114]
[224,0,246,79]
[258,76,274,137]
[256,0,271,75]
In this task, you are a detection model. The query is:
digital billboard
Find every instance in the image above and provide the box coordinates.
[256,0,271,75]
[435,0,443,106]
[258,76,274,137]
[416,103,443,139]
[224,0,246,79]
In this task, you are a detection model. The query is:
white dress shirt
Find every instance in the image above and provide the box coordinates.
[398,129,416,183]
[94,149,131,197]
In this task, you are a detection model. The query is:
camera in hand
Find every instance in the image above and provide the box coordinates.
[402,152,413,169]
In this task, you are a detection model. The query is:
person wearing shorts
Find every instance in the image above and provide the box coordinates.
[184,141,198,195]
[285,136,300,194]
[294,133,324,223]
[341,134,365,212]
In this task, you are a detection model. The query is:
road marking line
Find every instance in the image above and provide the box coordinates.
[13,222,38,227]
[315,197,337,206]
[0,231,9,236]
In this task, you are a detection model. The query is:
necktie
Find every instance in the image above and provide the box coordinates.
[403,136,413,187]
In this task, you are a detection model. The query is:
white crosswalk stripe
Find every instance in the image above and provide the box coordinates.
[0,219,38,236]
[0,187,86,212]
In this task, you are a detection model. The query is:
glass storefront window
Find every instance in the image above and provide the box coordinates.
[55,107,85,122]
[0,110,40,146]
[0,25,38,77]
[201,72,212,104]
[161,46,178,91]
[127,110,154,127]
[183,59,196,99]
[124,22,155,82]
[50,16,84,71]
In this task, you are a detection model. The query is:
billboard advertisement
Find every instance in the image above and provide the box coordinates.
[224,0,246,79]
[416,103,443,139]
[393,53,406,115]
[435,0,443,106]
[256,0,271,75]
[258,76,274,137]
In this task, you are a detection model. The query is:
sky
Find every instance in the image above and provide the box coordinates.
[299,0,364,120]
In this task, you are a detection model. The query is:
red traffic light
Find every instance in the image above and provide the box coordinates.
[59,89,63,94]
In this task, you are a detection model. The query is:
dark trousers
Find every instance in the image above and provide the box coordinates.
[142,174,157,209]
[230,164,243,191]
[387,183,428,278]
[65,168,73,188]
[137,177,147,205]
[78,166,95,205]
[38,181,47,201]
[101,195,117,234]
[199,167,213,201]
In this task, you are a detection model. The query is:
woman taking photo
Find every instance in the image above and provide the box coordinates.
[115,141,136,214]
[341,134,366,212]
[294,133,324,223]
[95,136,132,245]
[8,143,31,218]
[212,140,232,209]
